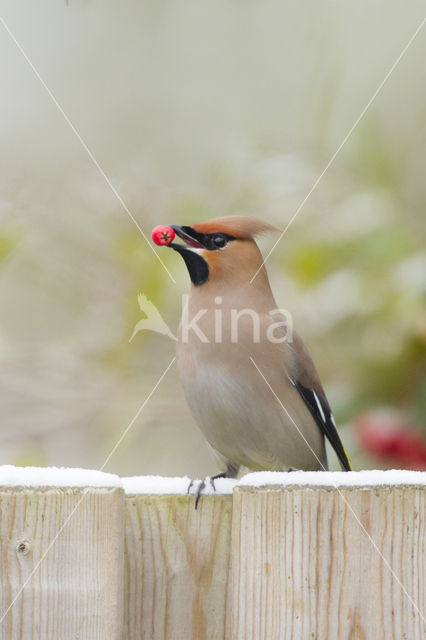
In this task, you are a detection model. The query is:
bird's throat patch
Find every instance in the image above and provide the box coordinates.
[172,246,209,286]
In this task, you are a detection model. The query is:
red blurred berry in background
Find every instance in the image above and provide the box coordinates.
[355,410,426,470]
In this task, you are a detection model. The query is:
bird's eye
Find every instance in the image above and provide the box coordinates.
[213,234,227,249]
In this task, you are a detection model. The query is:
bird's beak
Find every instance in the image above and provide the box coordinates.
[169,225,206,250]
[168,225,210,286]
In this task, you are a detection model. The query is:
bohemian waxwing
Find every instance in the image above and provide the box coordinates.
[163,216,351,505]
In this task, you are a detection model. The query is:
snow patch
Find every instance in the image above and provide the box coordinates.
[0,465,121,489]
[123,475,237,495]
[237,470,426,488]
[3,467,421,494]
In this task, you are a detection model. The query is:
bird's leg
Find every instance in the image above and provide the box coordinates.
[210,471,226,482]
[187,478,195,493]
[187,477,209,509]
[210,461,239,489]
[188,462,240,509]
[194,478,208,509]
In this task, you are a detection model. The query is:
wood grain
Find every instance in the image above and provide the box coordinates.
[124,494,232,640]
[0,487,124,640]
[232,485,426,640]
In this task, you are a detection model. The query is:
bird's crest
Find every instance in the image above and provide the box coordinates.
[192,216,281,240]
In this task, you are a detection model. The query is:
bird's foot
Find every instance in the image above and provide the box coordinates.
[187,473,225,509]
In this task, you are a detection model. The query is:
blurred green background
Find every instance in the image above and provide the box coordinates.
[0,0,425,476]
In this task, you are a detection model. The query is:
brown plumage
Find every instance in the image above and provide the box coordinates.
[164,215,351,500]
[192,215,281,239]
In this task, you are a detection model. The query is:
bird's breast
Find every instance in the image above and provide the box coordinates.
[175,291,325,471]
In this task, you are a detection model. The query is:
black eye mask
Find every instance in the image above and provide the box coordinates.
[169,226,236,286]
[178,227,235,251]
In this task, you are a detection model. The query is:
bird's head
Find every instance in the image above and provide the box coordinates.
[166,216,281,287]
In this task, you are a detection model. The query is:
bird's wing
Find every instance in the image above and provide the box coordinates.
[287,332,352,471]
[294,380,351,471]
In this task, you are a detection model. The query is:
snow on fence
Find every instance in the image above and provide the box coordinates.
[0,467,425,639]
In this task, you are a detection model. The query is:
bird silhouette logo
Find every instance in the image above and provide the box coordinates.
[129,294,177,342]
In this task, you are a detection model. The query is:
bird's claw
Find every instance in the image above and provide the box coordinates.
[194,478,208,509]
[187,475,224,509]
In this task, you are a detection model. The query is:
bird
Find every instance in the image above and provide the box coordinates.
[162,216,351,505]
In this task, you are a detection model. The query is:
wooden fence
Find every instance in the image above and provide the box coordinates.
[0,472,425,639]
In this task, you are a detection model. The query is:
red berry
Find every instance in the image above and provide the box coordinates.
[152,225,175,246]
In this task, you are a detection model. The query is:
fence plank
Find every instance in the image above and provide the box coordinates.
[0,487,124,640]
[124,494,232,640]
[232,484,426,640]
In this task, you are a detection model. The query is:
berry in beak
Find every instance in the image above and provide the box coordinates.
[152,225,176,246]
